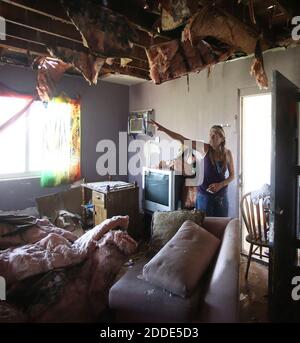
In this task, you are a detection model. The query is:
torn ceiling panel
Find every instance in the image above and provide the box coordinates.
[147,38,232,84]
[48,46,105,85]
[250,40,269,89]
[161,0,191,31]
[36,57,70,102]
[1,0,300,87]
[36,49,105,101]
[61,0,138,58]
[182,5,263,55]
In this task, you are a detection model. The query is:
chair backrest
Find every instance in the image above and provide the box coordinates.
[240,192,269,242]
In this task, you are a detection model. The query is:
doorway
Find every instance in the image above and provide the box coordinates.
[240,93,272,256]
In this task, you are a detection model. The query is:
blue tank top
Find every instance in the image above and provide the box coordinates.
[198,152,228,196]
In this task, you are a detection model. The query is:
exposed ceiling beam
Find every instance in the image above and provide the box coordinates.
[5,21,85,51]
[106,0,158,31]
[4,21,149,70]
[213,1,274,47]
[1,0,170,47]
[0,49,150,81]
[0,0,295,83]
[0,37,150,79]
[105,0,178,39]
[0,36,46,55]
[0,1,82,41]
[1,0,71,23]
[131,46,148,62]
[0,1,149,63]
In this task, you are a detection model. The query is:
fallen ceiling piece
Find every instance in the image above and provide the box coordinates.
[161,0,191,31]
[106,58,115,66]
[182,5,262,55]
[36,57,70,102]
[48,46,105,85]
[61,0,138,57]
[250,40,268,89]
[146,39,232,84]
[120,58,133,67]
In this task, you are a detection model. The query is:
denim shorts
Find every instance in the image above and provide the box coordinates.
[196,192,229,217]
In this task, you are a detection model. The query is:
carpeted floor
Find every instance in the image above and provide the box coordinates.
[239,256,269,322]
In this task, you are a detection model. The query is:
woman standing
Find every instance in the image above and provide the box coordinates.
[149,120,235,216]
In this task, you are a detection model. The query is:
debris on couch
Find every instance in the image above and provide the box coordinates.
[109,216,240,323]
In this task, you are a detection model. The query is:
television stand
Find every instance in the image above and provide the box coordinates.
[81,181,140,239]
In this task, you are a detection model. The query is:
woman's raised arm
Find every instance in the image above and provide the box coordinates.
[148,119,209,157]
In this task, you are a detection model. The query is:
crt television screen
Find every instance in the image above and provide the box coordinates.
[145,171,169,206]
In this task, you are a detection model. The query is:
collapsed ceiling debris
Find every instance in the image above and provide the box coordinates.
[0,0,300,99]
[61,0,139,57]
[161,0,191,31]
[48,46,105,85]
[147,38,232,84]
[36,57,70,102]
[182,5,263,55]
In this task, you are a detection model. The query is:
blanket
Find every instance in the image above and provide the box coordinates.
[0,218,78,250]
[0,216,138,322]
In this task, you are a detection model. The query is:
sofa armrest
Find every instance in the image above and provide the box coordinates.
[197,218,240,323]
[202,217,233,239]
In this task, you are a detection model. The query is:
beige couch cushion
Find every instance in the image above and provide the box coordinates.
[143,220,220,298]
[151,209,205,250]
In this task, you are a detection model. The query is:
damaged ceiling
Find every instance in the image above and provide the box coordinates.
[0,0,300,92]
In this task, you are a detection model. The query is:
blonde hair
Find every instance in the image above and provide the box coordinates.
[208,125,227,172]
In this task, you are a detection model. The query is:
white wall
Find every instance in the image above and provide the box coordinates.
[129,46,300,217]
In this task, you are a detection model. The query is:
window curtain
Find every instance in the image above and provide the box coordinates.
[40,95,81,187]
[0,83,37,133]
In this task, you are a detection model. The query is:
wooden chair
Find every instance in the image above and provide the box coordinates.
[240,192,270,279]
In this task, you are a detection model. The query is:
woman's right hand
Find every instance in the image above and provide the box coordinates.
[148,119,163,131]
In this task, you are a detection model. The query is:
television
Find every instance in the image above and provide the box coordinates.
[142,167,183,212]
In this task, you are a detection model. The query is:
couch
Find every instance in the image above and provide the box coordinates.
[109,216,240,323]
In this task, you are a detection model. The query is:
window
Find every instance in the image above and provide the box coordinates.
[0,95,74,180]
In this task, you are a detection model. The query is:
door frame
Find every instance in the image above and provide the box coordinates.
[238,87,271,256]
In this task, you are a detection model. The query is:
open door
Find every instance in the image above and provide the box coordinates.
[269,71,300,321]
